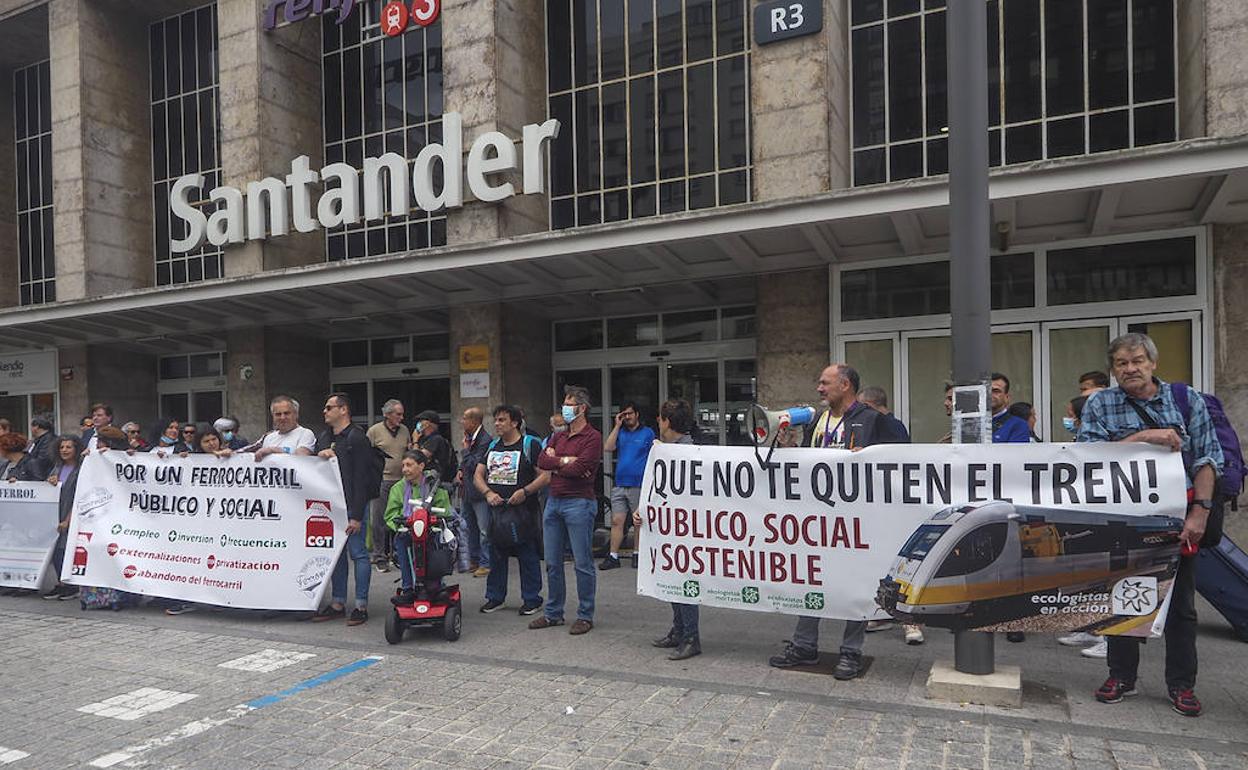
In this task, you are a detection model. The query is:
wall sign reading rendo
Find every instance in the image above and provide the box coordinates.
[169,113,560,254]
[263,0,357,30]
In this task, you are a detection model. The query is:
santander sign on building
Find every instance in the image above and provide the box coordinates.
[169,114,560,255]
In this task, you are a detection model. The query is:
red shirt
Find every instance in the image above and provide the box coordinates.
[537,423,603,499]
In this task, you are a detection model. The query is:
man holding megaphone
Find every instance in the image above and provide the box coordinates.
[766,363,908,680]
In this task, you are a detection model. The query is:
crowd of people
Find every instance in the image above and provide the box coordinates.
[0,331,1228,717]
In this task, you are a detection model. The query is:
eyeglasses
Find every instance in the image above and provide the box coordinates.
[182,428,196,435]
[323,404,341,412]
[125,430,140,435]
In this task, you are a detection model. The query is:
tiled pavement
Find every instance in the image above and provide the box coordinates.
[1,559,1246,768]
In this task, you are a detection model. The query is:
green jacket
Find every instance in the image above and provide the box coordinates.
[384,475,452,532]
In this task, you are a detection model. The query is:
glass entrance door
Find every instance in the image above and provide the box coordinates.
[1042,321,1114,441]
[666,362,720,443]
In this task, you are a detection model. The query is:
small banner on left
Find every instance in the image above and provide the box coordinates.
[0,482,60,590]
[63,451,349,610]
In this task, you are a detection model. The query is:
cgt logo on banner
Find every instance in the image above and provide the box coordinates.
[0,483,60,591]
[636,442,1189,638]
[62,452,349,611]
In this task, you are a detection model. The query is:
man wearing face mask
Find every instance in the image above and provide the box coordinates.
[213,416,249,450]
[413,409,456,483]
[601,401,655,570]
[533,385,603,635]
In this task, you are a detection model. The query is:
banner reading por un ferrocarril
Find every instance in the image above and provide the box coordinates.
[63,451,348,610]
[636,442,1189,637]
[0,482,60,590]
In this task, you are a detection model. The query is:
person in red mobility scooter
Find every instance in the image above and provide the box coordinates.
[383,450,462,643]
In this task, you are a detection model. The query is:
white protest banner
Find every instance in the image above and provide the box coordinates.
[0,482,60,590]
[636,442,1188,638]
[63,451,348,610]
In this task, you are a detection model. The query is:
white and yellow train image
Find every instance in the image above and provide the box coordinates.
[876,501,1183,630]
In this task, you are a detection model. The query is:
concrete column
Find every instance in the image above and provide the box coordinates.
[48,0,153,300]
[224,325,330,437]
[1176,0,1206,138]
[1212,224,1248,537]
[57,343,88,431]
[750,0,844,200]
[755,267,829,407]
[1205,0,1248,138]
[442,0,548,243]
[225,327,268,442]
[0,69,16,307]
[86,346,159,428]
[448,303,552,432]
[217,0,324,274]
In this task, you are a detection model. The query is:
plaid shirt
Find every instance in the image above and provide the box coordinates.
[1076,378,1223,488]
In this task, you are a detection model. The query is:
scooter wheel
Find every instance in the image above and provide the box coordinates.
[443,605,462,641]
[384,609,406,645]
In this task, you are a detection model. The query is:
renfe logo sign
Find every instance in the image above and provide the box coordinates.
[263,0,357,30]
[168,113,560,254]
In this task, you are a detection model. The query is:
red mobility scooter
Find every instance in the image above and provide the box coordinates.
[385,470,463,644]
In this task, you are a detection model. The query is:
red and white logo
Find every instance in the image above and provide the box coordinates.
[207,554,217,570]
[71,546,88,576]
[410,0,439,26]
[306,513,334,548]
[106,542,119,556]
[381,1,408,35]
[122,564,138,579]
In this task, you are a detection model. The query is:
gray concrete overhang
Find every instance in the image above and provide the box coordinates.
[3,135,1248,354]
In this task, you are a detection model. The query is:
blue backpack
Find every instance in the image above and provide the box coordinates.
[1172,383,1246,505]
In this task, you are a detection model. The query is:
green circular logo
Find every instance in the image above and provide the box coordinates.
[741,586,760,604]
[804,592,825,611]
[682,580,701,598]
[168,530,178,542]
[110,523,122,535]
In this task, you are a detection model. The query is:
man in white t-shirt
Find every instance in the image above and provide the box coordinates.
[244,395,316,459]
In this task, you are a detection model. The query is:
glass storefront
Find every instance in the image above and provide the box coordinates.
[157,351,226,424]
[14,59,54,305]
[328,333,452,436]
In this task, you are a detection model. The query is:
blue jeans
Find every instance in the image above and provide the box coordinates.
[485,539,542,606]
[331,520,371,610]
[542,496,597,622]
[670,603,699,643]
[394,531,415,590]
[464,498,492,569]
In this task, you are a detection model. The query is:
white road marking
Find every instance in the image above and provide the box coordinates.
[218,648,315,673]
[77,688,199,722]
[88,704,255,768]
[0,748,30,764]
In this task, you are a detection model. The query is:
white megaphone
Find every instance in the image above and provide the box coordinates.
[747,404,818,446]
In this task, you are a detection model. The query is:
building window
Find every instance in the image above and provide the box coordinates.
[553,306,755,351]
[14,60,53,305]
[840,253,1034,321]
[329,333,450,367]
[151,3,222,286]
[850,0,1176,186]
[546,0,752,229]
[1046,236,1194,305]
[322,1,446,260]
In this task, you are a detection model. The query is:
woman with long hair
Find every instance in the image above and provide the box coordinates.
[48,435,84,486]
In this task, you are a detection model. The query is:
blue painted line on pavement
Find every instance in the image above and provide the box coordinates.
[244,655,383,710]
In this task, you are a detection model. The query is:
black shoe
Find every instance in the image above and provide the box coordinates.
[652,631,680,649]
[480,599,504,613]
[57,586,79,601]
[518,602,542,616]
[390,590,417,607]
[346,608,368,626]
[833,652,863,680]
[1006,632,1026,643]
[768,640,819,668]
[669,638,702,661]
[599,555,621,570]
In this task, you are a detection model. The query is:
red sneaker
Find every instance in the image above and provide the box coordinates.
[1168,687,1202,717]
[1094,677,1137,704]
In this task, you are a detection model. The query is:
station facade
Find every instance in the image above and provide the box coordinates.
[0,0,1245,493]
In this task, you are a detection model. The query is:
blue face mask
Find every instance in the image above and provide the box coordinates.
[160,434,176,445]
[1062,417,1078,433]
[222,431,234,441]
[561,405,578,424]
[414,421,423,434]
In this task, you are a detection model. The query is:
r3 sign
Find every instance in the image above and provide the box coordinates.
[753,0,822,45]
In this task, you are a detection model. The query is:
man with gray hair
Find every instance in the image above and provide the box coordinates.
[533,385,603,635]
[367,399,410,571]
[246,395,316,459]
[1078,332,1223,718]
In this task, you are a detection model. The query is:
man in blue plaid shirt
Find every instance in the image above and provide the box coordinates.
[1077,332,1223,718]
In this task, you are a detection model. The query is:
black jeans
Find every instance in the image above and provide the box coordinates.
[1107,554,1197,690]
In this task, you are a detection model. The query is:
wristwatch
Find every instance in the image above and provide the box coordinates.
[1190,499,1213,511]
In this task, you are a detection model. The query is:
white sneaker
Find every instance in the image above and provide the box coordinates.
[903,624,924,645]
[865,619,896,633]
[1058,631,1098,647]
[1080,639,1108,658]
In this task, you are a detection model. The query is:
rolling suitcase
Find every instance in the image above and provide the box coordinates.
[1194,536,1248,642]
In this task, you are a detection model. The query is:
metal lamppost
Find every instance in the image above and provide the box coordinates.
[947,0,995,675]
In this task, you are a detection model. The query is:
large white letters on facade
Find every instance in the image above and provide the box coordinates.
[168,113,561,254]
